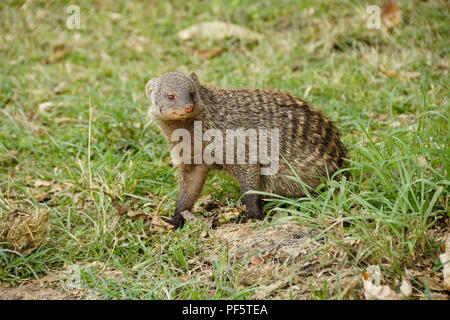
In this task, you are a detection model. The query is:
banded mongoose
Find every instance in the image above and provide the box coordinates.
[145,72,348,228]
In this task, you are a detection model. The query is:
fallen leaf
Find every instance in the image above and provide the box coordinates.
[54,117,79,124]
[108,12,122,20]
[48,186,63,194]
[114,204,129,215]
[126,209,146,218]
[192,194,213,211]
[180,210,213,228]
[262,253,274,260]
[250,255,263,265]
[379,66,398,78]
[110,215,121,230]
[221,207,241,221]
[34,179,52,188]
[126,39,144,53]
[236,253,244,259]
[194,47,227,59]
[38,101,64,115]
[44,44,72,64]
[33,191,52,202]
[178,21,263,42]
[428,277,446,291]
[403,71,420,80]
[53,82,68,94]
[253,280,289,299]
[417,156,427,168]
[382,0,402,29]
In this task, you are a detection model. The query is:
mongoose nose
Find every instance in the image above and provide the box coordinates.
[185,104,194,113]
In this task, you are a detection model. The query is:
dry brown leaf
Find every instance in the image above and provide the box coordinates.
[180,210,213,228]
[404,71,421,80]
[109,215,121,230]
[417,156,428,168]
[192,194,213,212]
[235,253,245,259]
[53,82,68,94]
[38,101,64,114]
[146,212,170,233]
[44,44,72,64]
[112,201,132,216]
[382,0,402,29]
[221,207,241,221]
[248,253,275,265]
[33,191,52,202]
[250,255,263,265]
[262,253,274,260]
[428,277,446,291]
[34,179,52,188]
[194,47,227,59]
[126,39,144,53]
[253,280,289,299]
[108,12,122,20]
[378,67,420,81]
[178,21,263,42]
[126,209,146,218]
[54,117,79,124]
[48,186,63,194]
[379,66,398,78]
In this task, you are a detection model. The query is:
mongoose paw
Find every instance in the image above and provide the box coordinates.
[236,213,261,224]
[161,216,185,229]
[237,215,249,224]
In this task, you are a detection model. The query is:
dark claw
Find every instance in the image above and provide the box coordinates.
[237,214,249,224]
[161,216,185,229]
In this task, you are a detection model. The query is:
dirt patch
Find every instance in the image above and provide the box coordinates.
[209,222,364,299]
[0,261,123,300]
[0,282,79,300]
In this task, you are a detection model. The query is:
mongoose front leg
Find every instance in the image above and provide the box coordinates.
[229,165,264,221]
[163,164,210,229]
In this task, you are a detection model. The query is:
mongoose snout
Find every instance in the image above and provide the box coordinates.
[184,104,194,113]
[145,71,348,229]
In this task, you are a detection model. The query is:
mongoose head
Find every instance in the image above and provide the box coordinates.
[145,72,201,120]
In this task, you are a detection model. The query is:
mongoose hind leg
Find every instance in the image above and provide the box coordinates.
[228,164,264,222]
[163,164,210,229]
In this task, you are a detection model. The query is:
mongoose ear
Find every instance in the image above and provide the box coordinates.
[189,72,200,86]
[145,78,157,100]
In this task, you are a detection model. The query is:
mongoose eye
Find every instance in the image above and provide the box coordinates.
[167,94,175,101]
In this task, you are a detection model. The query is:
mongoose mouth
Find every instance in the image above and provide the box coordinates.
[166,108,197,120]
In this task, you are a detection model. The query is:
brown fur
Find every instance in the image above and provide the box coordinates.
[146,72,348,228]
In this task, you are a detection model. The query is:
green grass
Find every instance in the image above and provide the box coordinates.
[0,0,449,299]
